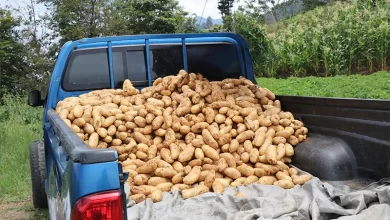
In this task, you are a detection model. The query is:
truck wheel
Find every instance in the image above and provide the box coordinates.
[30,140,48,208]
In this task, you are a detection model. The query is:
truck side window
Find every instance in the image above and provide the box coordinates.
[150,45,183,80]
[113,48,148,88]
[62,49,110,91]
[187,43,242,81]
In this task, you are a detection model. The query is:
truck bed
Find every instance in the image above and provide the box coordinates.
[279,95,390,187]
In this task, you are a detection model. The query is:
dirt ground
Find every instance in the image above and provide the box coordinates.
[0,198,49,220]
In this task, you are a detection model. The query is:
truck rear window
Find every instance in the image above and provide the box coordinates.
[62,43,242,91]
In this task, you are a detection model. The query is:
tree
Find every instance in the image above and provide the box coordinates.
[218,0,234,16]
[0,8,27,96]
[177,14,199,33]
[39,0,110,44]
[109,0,189,35]
[218,0,234,31]
[12,0,54,94]
[205,16,213,29]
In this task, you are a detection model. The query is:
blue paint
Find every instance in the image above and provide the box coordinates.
[145,39,152,86]
[107,41,115,88]
[182,38,188,71]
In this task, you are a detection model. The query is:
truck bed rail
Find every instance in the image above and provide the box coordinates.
[48,109,117,164]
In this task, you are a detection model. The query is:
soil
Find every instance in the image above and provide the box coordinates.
[0,197,48,220]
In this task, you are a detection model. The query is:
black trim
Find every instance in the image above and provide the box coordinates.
[48,109,117,164]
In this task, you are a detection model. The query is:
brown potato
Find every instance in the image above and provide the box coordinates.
[274,179,294,189]
[258,176,277,185]
[201,145,219,160]
[181,185,209,199]
[183,166,201,185]
[224,167,241,179]
[292,174,312,185]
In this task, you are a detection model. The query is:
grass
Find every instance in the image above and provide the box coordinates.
[0,95,48,219]
[256,71,390,99]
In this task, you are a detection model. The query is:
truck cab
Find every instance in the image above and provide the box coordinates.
[28,33,390,220]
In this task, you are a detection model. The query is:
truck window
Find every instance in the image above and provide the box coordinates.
[113,47,148,88]
[187,43,242,81]
[150,45,184,80]
[62,49,110,91]
[62,42,243,91]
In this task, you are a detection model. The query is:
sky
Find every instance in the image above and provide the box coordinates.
[0,0,241,19]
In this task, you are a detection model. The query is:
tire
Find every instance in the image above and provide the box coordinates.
[30,140,48,209]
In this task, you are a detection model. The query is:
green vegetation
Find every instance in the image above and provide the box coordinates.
[248,0,390,77]
[257,71,390,99]
[0,96,47,218]
[0,96,42,200]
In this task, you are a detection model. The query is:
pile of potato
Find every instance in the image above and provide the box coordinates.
[55,70,311,204]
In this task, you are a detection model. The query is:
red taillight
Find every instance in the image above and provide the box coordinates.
[71,190,123,220]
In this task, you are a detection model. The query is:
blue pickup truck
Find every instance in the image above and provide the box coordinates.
[28,33,390,219]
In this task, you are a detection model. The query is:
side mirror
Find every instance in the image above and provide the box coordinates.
[28,90,44,107]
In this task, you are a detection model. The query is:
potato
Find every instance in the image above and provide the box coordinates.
[288,168,298,176]
[237,164,254,177]
[274,179,294,189]
[288,136,299,145]
[244,175,259,186]
[276,171,293,181]
[204,170,216,189]
[212,180,225,194]
[133,132,151,145]
[152,116,164,130]
[272,137,286,145]
[182,185,209,199]
[178,145,195,162]
[172,161,184,173]
[230,177,246,187]
[188,159,202,167]
[147,145,157,160]
[88,132,99,148]
[156,182,173,192]
[229,139,239,153]
[292,174,312,185]
[155,168,177,178]
[194,148,205,160]
[218,133,232,146]
[254,168,269,178]
[208,123,220,140]
[172,173,183,184]
[171,184,191,191]
[136,161,157,174]
[160,148,174,163]
[224,167,241,179]
[130,185,147,195]
[191,122,209,133]
[236,130,254,143]
[285,143,294,157]
[258,176,277,185]
[201,145,219,160]
[202,129,218,149]
[265,145,277,164]
[130,194,146,204]
[220,153,236,168]
[134,174,150,186]
[183,166,201,185]
[148,177,169,186]
[240,152,250,163]
[150,189,163,202]
[249,148,259,163]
